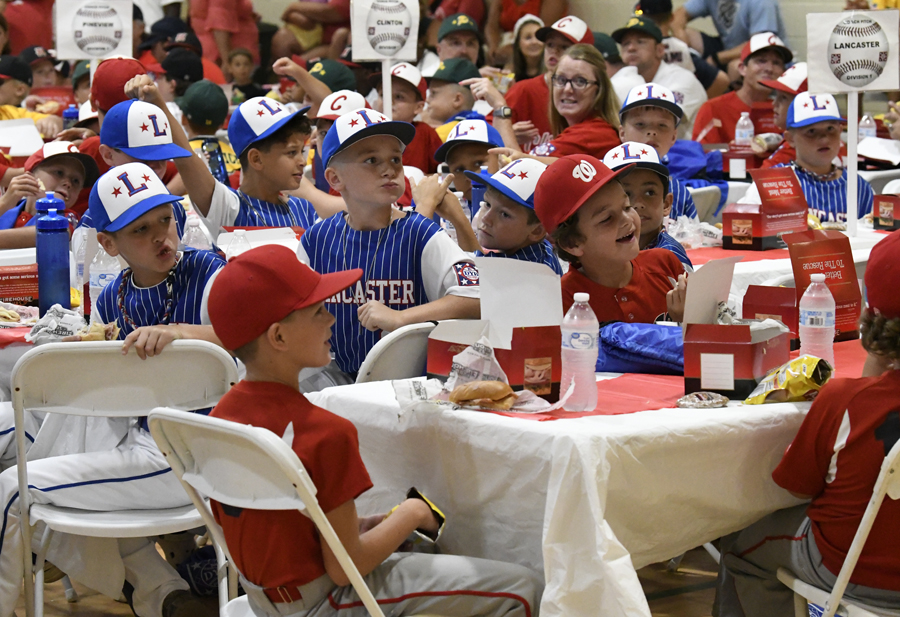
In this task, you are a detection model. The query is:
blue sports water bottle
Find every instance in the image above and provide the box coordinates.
[62,104,79,130]
[201,138,230,185]
[35,191,65,218]
[36,208,71,315]
[469,165,489,223]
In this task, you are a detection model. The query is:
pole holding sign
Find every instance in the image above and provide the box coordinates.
[55,0,134,61]
[351,0,420,121]
[807,10,899,238]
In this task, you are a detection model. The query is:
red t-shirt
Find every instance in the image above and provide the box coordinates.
[505,75,553,151]
[561,249,683,322]
[6,0,54,54]
[692,91,775,145]
[211,380,373,590]
[531,116,621,160]
[772,370,900,591]
[191,0,260,64]
[202,58,227,85]
[403,121,443,175]
[434,0,486,27]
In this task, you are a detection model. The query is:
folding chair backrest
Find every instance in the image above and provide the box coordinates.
[12,340,238,417]
[356,321,437,384]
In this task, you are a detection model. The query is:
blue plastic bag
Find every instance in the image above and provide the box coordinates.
[596,322,684,375]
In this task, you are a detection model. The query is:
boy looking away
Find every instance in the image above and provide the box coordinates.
[433,119,503,204]
[603,142,693,269]
[300,108,481,377]
[618,82,697,220]
[0,55,62,137]
[207,245,542,617]
[534,154,687,322]
[178,79,240,177]
[425,58,482,140]
[463,158,562,274]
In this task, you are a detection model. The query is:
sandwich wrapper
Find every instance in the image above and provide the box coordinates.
[25,304,86,345]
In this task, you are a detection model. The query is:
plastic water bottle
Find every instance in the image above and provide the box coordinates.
[89,246,122,319]
[561,292,600,412]
[469,165,488,223]
[735,112,754,146]
[201,138,230,185]
[182,218,212,251]
[74,239,86,316]
[859,114,877,141]
[799,273,836,370]
[62,104,79,130]
[36,209,70,316]
[225,229,252,260]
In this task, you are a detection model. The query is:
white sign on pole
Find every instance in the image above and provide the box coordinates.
[56,0,134,61]
[351,0,420,63]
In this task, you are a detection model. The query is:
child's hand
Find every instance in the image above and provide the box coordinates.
[358,300,404,333]
[887,102,900,142]
[0,172,42,213]
[35,115,62,140]
[405,498,441,535]
[460,77,506,110]
[513,121,539,144]
[272,57,305,79]
[487,147,530,165]
[666,273,688,322]
[121,325,182,360]
[410,173,454,219]
[124,74,164,106]
[55,126,96,146]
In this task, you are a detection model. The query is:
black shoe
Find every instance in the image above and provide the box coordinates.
[162,589,217,617]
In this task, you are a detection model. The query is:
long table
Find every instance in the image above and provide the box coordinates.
[307,340,867,616]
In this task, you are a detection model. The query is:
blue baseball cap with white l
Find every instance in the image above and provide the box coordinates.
[434,119,503,163]
[786,92,845,129]
[320,108,416,168]
[228,96,311,158]
[89,162,183,233]
[463,158,547,210]
[603,141,670,191]
[100,100,192,161]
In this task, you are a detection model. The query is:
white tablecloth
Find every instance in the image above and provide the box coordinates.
[308,381,808,617]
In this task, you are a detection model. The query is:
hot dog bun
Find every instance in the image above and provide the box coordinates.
[449,380,517,410]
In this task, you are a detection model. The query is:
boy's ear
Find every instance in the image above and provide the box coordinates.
[558,232,585,258]
[98,144,115,166]
[663,191,673,219]
[784,129,795,147]
[618,124,627,141]
[265,321,288,352]
[97,231,120,257]
[452,89,465,111]
[414,99,425,116]
[324,165,344,193]
[526,221,548,244]
[246,147,265,170]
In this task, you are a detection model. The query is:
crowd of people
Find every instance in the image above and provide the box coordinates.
[0,0,898,616]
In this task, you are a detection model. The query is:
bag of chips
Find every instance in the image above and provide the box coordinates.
[744,355,832,405]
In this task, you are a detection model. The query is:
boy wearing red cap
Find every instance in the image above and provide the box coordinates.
[533,153,687,322]
[758,62,810,169]
[714,231,900,616]
[207,245,542,617]
[691,33,789,144]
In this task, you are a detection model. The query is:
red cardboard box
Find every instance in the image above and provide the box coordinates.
[0,264,38,306]
[784,230,861,341]
[873,195,900,231]
[742,285,799,349]
[683,323,790,398]
[723,168,808,250]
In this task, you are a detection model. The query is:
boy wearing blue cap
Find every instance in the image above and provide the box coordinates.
[740,92,874,225]
[125,75,318,239]
[0,163,223,617]
[463,158,563,275]
[618,83,698,221]
[299,108,481,379]
[434,118,504,205]
[603,142,693,270]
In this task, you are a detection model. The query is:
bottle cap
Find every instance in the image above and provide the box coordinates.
[35,191,65,215]
[810,273,826,283]
[188,218,200,227]
[36,208,69,231]
[573,292,590,303]
[234,229,246,236]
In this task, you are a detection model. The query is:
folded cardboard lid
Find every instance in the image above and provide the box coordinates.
[682,256,742,327]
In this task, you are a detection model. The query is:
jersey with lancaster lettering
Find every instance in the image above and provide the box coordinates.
[645,230,693,270]
[77,199,187,239]
[203,181,318,232]
[300,211,479,374]
[95,248,225,339]
[774,162,873,223]
[475,238,563,275]
[669,177,698,220]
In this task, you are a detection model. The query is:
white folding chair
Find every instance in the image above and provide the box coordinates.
[686,185,722,224]
[356,321,438,384]
[12,340,239,617]
[148,408,391,616]
[776,438,900,617]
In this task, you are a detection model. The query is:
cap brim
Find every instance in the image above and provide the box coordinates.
[620,98,683,125]
[463,169,533,209]
[297,268,363,309]
[615,160,670,184]
[434,137,499,163]
[536,25,577,44]
[745,46,793,65]
[236,105,311,157]
[119,142,193,161]
[787,116,846,129]
[101,194,183,232]
[325,121,417,167]
[28,152,100,188]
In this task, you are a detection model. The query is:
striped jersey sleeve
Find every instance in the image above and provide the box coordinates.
[645,230,693,271]
[669,177,698,220]
[475,238,563,275]
[205,181,318,232]
[96,248,226,338]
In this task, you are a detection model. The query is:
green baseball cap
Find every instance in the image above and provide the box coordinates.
[178,79,229,129]
[72,60,91,88]
[594,32,621,61]
[611,16,663,44]
[308,59,357,93]
[437,13,481,42]
[428,57,480,84]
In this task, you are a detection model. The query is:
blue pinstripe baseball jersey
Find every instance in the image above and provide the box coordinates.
[302,211,478,374]
[96,248,225,339]
[646,230,693,270]
[774,163,873,223]
[78,199,188,238]
[669,177,698,220]
[230,189,318,229]
[475,238,563,275]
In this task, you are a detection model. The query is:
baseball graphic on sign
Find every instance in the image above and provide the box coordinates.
[73,2,124,56]
[366,0,412,56]
[828,14,889,87]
